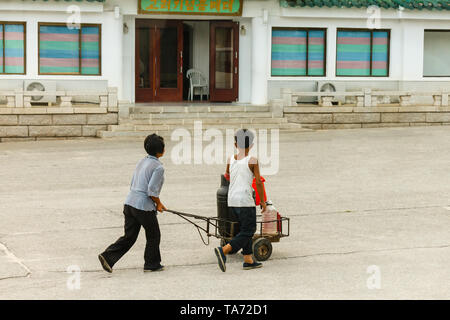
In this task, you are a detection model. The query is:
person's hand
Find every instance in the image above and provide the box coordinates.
[261,202,267,213]
[157,203,167,213]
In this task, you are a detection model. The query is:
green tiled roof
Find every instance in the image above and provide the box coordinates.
[31,0,105,2]
[280,0,450,10]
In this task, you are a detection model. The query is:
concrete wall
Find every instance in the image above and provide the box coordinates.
[285,106,450,130]
[0,108,118,141]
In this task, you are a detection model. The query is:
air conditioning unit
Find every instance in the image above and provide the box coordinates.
[23,80,57,104]
[317,81,346,105]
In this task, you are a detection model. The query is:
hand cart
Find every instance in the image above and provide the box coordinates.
[166,209,290,261]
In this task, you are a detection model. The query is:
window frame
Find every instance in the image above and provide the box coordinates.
[271,27,327,77]
[38,22,102,76]
[335,28,391,78]
[0,21,27,75]
[423,29,450,78]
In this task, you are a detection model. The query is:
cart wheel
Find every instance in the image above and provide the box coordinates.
[252,238,273,261]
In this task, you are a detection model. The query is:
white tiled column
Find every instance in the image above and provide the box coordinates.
[102,11,123,100]
[251,15,268,105]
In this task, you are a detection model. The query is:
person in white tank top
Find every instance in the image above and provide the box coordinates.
[214,129,267,272]
[228,154,255,207]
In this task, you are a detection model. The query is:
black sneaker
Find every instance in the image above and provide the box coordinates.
[98,254,112,273]
[214,247,227,272]
[144,265,165,272]
[243,261,263,270]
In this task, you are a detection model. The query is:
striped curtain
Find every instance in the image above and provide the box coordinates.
[0,24,25,74]
[336,30,371,76]
[272,29,307,76]
[39,25,100,75]
[308,30,325,76]
[337,30,389,76]
[81,26,100,75]
[272,29,325,76]
[39,25,80,74]
[372,31,388,76]
[0,25,3,73]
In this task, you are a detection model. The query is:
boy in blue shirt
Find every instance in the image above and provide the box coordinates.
[99,134,167,273]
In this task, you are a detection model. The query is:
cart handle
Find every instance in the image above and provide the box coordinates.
[165,209,213,245]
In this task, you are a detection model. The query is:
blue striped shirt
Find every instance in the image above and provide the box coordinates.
[124,155,165,212]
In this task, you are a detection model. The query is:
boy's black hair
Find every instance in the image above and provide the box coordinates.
[234,129,254,149]
[144,134,165,156]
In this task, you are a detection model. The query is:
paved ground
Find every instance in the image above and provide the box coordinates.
[0,126,449,299]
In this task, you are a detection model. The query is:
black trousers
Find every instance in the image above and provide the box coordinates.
[101,205,161,269]
[229,207,257,255]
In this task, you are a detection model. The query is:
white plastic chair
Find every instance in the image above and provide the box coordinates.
[186,69,209,101]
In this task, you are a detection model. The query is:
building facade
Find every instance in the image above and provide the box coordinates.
[0,0,449,107]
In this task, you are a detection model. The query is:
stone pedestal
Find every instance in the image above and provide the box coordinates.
[108,87,118,107]
[356,96,364,107]
[442,93,449,107]
[281,88,292,107]
[15,89,23,108]
[271,99,284,117]
[381,95,391,104]
[320,96,333,107]
[99,96,108,108]
[24,96,32,108]
[400,95,412,106]
[60,96,72,107]
[371,98,378,107]
[364,89,372,107]
[433,94,442,106]
[6,96,15,108]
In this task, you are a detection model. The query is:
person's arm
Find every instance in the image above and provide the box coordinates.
[148,166,166,213]
[225,156,231,180]
[249,157,267,212]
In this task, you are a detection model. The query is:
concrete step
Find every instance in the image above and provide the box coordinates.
[119,117,288,126]
[130,105,270,114]
[108,121,296,132]
[130,112,276,120]
[98,124,309,139]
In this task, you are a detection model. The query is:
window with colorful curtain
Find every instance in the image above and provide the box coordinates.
[39,24,101,75]
[271,28,326,76]
[336,29,389,77]
[0,22,26,74]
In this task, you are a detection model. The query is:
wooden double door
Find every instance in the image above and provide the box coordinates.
[135,19,239,103]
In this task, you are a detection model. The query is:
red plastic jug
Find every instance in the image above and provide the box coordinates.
[252,176,267,206]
